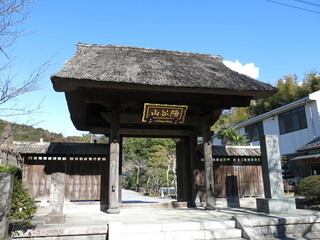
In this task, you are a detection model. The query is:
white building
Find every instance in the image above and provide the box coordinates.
[232,90,320,157]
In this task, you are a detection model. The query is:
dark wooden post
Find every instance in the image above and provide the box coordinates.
[189,134,197,207]
[118,136,123,203]
[107,110,120,214]
[202,115,216,210]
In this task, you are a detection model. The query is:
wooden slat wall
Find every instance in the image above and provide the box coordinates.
[196,164,264,198]
[23,160,65,201]
[23,157,108,202]
[65,160,108,201]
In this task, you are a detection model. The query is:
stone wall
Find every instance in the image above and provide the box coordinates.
[0,173,14,239]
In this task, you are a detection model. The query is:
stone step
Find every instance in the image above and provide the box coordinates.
[118,220,242,240]
[14,235,106,240]
[224,239,247,240]
[264,231,320,239]
[12,226,108,239]
[256,223,320,236]
[119,201,188,209]
[121,220,236,233]
[121,228,242,240]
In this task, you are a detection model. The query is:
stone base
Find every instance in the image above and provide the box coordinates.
[256,198,296,214]
[0,217,9,239]
[205,204,216,210]
[44,214,66,224]
[107,208,120,214]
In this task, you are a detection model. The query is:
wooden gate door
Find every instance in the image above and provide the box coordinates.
[65,158,108,201]
[176,138,192,201]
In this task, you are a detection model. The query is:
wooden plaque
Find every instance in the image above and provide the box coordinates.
[142,103,188,124]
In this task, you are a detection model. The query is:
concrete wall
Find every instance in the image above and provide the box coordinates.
[236,97,320,156]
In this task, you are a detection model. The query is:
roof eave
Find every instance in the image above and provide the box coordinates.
[51,76,277,100]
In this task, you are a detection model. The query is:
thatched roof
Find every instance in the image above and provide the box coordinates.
[51,43,276,99]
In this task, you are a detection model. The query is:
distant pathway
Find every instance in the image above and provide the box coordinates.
[121,189,173,203]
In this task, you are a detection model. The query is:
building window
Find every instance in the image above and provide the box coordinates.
[278,106,307,135]
[245,121,264,142]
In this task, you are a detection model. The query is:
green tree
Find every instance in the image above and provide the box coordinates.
[216,127,247,146]
[249,73,320,117]
[299,72,320,94]
[212,72,319,146]
[123,138,177,194]
[212,107,250,132]
[232,134,248,146]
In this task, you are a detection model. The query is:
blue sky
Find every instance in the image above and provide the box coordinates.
[2,0,319,136]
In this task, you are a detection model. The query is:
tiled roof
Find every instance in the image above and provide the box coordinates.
[297,137,320,152]
[198,145,261,157]
[13,142,109,155]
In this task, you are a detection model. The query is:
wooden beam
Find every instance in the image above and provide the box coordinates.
[91,127,194,137]
[85,89,252,108]
[101,112,203,126]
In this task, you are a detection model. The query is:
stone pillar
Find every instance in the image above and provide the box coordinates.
[256,135,296,213]
[202,116,216,210]
[0,173,14,239]
[44,172,66,224]
[107,110,120,214]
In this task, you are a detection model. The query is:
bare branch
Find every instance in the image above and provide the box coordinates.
[0,60,50,104]
[0,0,34,49]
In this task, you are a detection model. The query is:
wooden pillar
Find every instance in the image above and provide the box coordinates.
[118,136,123,203]
[189,134,197,207]
[202,115,216,210]
[176,137,192,202]
[107,110,120,214]
[176,138,185,201]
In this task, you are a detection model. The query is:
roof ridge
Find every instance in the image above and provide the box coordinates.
[225,145,260,149]
[75,42,223,59]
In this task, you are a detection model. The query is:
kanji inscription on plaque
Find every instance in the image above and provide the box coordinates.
[142,103,188,124]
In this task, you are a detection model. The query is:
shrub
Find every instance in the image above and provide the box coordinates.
[0,165,37,229]
[0,165,22,179]
[295,175,320,206]
[10,178,38,228]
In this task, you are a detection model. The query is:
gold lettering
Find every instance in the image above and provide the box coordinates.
[150,109,160,117]
[170,109,180,118]
[161,110,169,117]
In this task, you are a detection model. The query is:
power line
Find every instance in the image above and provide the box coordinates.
[294,0,320,8]
[266,0,320,14]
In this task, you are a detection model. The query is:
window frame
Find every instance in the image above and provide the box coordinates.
[278,106,307,135]
[245,121,264,142]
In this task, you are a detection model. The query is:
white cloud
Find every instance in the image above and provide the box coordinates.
[223,60,259,79]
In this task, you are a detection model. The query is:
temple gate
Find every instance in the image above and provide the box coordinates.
[51,43,277,213]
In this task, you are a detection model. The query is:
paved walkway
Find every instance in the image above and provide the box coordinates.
[14,190,320,239]
[121,189,173,204]
[31,190,320,227]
